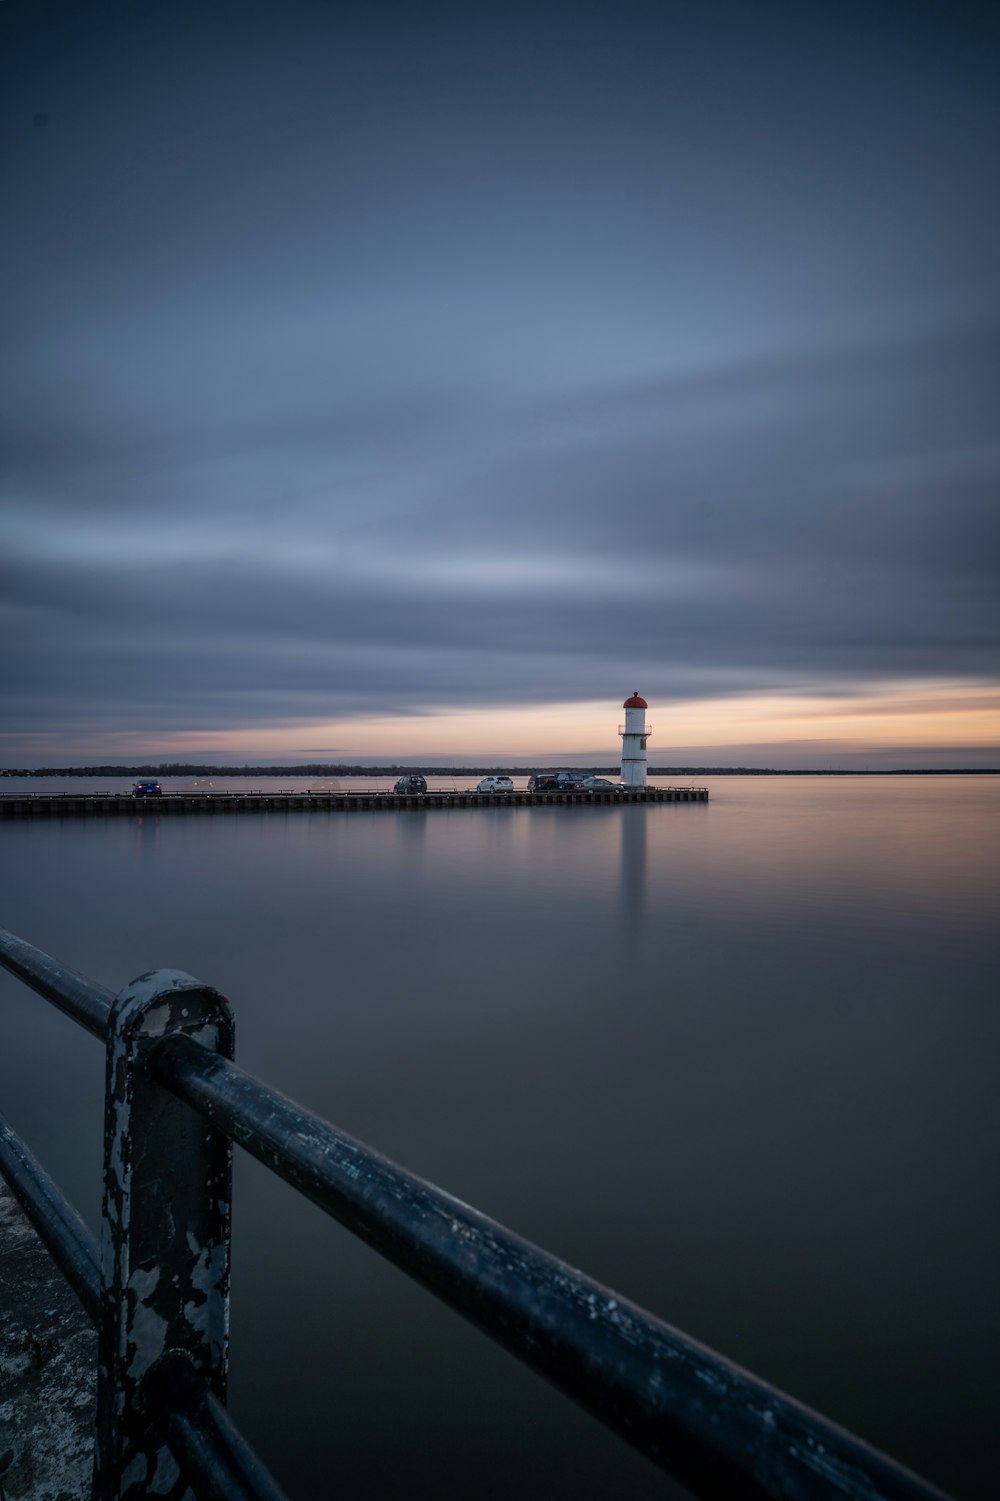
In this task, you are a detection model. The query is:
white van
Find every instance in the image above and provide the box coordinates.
[476,776,514,794]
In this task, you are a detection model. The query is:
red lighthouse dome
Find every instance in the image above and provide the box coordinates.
[623,691,647,709]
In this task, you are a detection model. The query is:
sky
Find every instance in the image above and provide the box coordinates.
[2,0,999,769]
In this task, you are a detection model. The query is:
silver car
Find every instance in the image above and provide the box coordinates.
[476,776,514,794]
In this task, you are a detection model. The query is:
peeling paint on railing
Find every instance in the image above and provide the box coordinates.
[93,972,233,1501]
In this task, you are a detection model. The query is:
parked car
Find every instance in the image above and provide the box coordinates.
[476,776,514,794]
[578,777,620,792]
[131,779,162,797]
[527,772,584,791]
[393,775,427,793]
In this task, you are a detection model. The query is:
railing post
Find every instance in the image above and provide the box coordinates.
[94,970,234,1500]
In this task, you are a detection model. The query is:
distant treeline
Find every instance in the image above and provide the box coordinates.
[6,762,619,777]
[1,763,995,778]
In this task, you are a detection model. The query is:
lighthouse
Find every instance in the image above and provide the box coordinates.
[619,690,651,787]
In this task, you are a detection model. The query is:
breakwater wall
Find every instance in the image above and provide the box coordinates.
[0,787,708,819]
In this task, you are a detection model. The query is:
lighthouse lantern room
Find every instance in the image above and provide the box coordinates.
[619,691,651,787]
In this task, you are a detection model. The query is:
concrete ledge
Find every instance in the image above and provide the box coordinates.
[0,786,709,818]
[0,1181,96,1500]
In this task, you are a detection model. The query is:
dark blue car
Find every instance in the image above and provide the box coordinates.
[393,775,427,793]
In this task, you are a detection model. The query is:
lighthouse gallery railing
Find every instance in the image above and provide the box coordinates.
[0,926,951,1501]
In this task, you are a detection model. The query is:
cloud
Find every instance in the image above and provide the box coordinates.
[2,1,998,759]
[3,309,998,749]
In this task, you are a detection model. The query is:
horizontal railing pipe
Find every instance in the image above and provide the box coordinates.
[0,1109,101,1324]
[145,1354,290,1501]
[0,926,112,1040]
[152,1034,950,1501]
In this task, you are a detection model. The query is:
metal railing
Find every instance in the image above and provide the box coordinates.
[0,926,951,1501]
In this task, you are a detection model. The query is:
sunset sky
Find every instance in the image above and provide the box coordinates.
[3,1,998,768]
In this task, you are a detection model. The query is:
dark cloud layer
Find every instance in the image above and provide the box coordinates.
[2,1,999,759]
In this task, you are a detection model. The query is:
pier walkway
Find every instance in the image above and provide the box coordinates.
[0,786,708,819]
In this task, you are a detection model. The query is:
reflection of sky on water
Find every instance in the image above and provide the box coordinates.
[0,777,996,1499]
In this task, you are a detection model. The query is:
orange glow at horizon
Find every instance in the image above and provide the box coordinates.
[13,680,1000,763]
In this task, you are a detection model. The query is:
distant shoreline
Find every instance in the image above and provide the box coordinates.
[2,765,997,779]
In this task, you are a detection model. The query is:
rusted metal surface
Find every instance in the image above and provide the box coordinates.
[94,971,235,1501]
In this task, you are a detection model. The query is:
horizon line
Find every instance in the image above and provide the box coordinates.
[4,762,998,777]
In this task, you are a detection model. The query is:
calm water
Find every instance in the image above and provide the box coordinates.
[1,777,997,1500]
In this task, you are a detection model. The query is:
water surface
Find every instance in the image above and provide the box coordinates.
[1,777,996,1499]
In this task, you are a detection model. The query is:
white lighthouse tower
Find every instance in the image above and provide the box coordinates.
[619,690,651,787]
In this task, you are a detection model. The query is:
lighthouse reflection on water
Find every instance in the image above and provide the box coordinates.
[618,689,651,933]
[619,806,648,936]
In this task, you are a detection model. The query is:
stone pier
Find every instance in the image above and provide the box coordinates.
[0,1181,95,1500]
